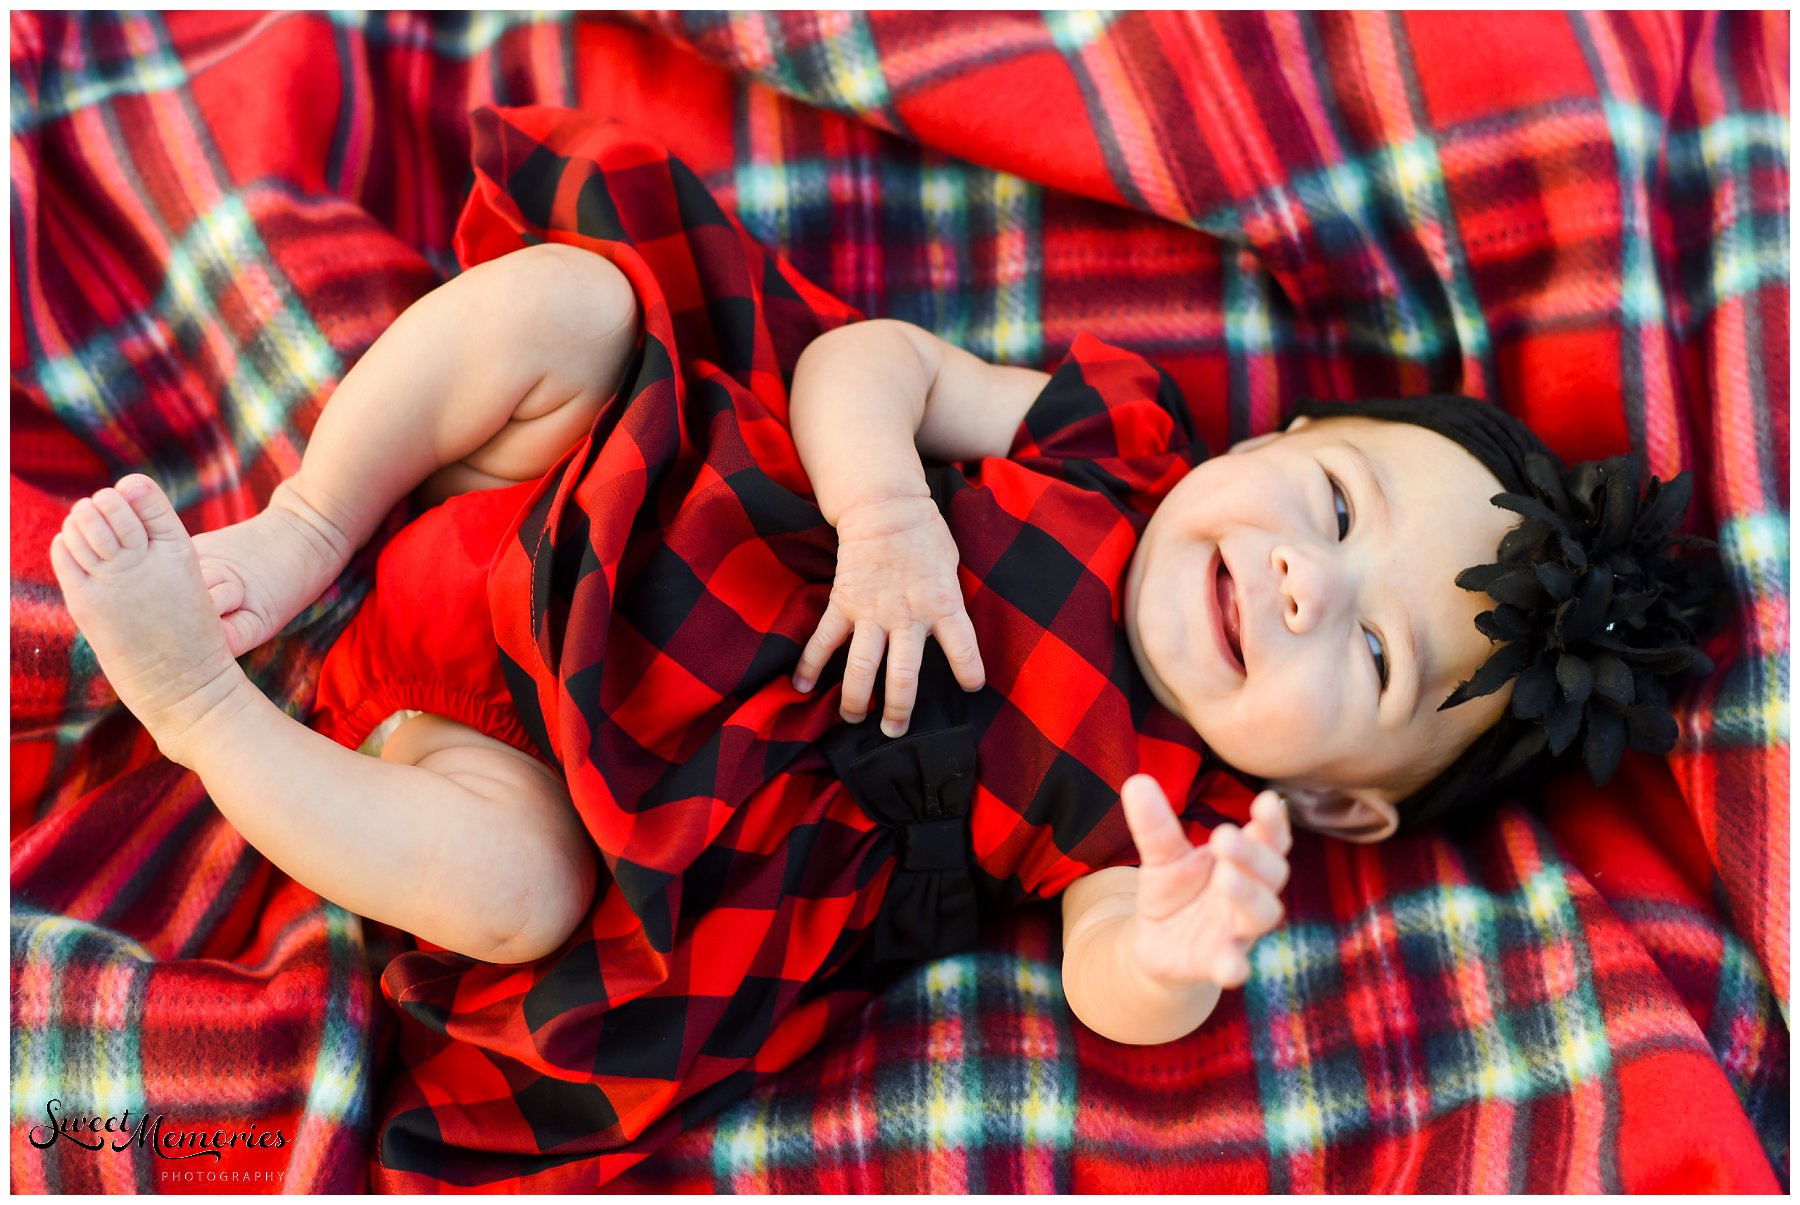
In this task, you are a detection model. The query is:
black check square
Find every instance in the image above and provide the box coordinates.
[513,1074,623,1150]
[524,938,607,1032]
[617,542,707,647]
[700,976,783,1059]
[592,993,689,1081]
[608,160,687,241]
[983,522,1089,630]
[575,167,627,242]
[1022,748,1116,854]
[728,466,824,536]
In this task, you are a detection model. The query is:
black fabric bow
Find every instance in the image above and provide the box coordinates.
[816,640,984,964]
[833,723,982,964]
[1441,451,1722,786]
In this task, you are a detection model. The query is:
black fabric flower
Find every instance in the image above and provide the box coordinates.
[1439,451,1723,786]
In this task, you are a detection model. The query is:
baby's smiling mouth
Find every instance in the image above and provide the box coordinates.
[1215,553,1245,672]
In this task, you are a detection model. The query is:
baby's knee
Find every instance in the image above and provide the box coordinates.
[378,713,598,964]
[483,831,598,964]
[484,242,638,350]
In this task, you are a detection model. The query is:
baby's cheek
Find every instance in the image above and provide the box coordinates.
[1237,678,1338,753]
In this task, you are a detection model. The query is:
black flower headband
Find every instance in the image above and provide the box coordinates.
[1441,449,1720,786]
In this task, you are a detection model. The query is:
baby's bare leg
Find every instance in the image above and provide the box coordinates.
[197,242,639,655]
[51,479,594,963]
[374,713,597,959]
[289,241,640,536]
[53,247,634,958]
[202,703,595,964]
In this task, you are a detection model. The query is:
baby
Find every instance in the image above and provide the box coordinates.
[50,236,1710,1143]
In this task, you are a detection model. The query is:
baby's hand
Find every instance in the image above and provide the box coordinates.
[1120,776,1291,989]
[793,493,984,736]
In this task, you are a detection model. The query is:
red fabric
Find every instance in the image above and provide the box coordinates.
[310,482,543,760]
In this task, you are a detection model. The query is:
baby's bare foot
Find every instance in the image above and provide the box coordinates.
[50,475,254,764]
[190,479,355,657]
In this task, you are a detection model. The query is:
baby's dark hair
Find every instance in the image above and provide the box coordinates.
[1285,397,1726,833]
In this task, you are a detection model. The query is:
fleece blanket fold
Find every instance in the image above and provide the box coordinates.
[11,10,1786,1194]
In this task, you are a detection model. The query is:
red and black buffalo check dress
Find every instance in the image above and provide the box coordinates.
[308,106,1257,1192]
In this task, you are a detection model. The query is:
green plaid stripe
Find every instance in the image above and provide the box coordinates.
[1380,15,1496,386]
[12,12,190,136]
[680,10,904,131]
[1665,114,1791,333]
[667,12,1788,384]
[1614,894,1789,1174]
[1570,17,1676,456]
[35,195,342,494]
[12,907,151,1193]
[324,9,547,58]
[1244,828,1613,1161]
[1713,514,1790,749]
[11,897,379,1193]
[1209,101,1786,370]
[722,139,1044,367]
[1219,244,1289,438]
[284,906,375,1189]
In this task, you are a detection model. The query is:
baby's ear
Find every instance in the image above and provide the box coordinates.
[1279,783,1400,844]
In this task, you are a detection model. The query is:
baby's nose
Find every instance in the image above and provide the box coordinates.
[1271,544,1339,633]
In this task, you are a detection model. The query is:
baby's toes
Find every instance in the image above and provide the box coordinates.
[205,573,246,616]
[48,532,86,586]
[91,486,149,552]
[116,474,189,544]
[73,496,126,559]
[59,509,107,574]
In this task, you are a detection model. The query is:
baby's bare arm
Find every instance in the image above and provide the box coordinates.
[283,243,639,555]
[789,318,1047,525]
[1062,783,1291,1045]
[1061,867,1225,1044]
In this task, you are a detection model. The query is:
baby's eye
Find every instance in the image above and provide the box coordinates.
[1329,475,1350,540]
[1365,628,1389,690]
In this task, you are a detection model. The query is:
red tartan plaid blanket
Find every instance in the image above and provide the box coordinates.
[10,11,1787,1194]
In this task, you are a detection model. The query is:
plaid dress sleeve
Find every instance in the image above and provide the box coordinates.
[1002,332,1205,514]
[946,335,1258,906]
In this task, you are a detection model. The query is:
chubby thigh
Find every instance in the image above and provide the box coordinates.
[377,711,599,964]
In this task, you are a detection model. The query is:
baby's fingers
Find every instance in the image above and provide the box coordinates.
[880,627,926,737]
[793,604,852,693]
[1214,860,1283,939]
[1120,775,1194,870]
[1246,789,1292,856]
[838,622,887,725]
[1206,946,1253,989]
[932,610,986,693]
[1209,824,1290,894]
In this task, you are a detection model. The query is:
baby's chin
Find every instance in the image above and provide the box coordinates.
[1200,739,1304,783]
[1181,714,1360,786]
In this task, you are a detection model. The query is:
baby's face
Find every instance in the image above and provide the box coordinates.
[1123,415,1517,841]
